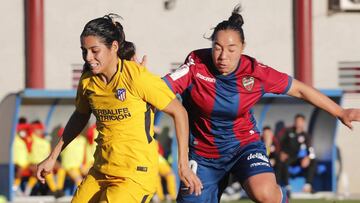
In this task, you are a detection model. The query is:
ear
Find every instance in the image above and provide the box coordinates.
[240,42,246,53]
[112,41,119,52]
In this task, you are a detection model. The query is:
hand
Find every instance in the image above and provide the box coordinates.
[301,156,310,168]
[138,55,147,66]
[339,108,360,130]
[131,54,147,66]
[178,164,203,196]
[36,157,56,184]
[279,151,289,162]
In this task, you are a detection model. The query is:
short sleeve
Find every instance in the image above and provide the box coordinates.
[162,52,195,94]
[132,68,176,110]
[256,62,292,94]
[75,75,91,114]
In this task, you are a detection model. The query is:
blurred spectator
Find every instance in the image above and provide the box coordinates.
[277,114,317,194]
[12,117,31,196]
[60,128,87,187]
[261,126,279,168]
[25,120,63,197]
[81,123,98,176]
[156,153,177,202]
[153,126,177,202]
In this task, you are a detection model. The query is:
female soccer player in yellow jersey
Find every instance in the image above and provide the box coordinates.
[36,14,202,203]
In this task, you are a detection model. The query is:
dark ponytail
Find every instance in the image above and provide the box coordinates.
[120,41,136,60]
[228,5,244,27]
[210,4,245,43]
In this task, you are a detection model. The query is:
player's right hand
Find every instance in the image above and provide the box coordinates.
[178,161,203,196]
[36,157,56,184]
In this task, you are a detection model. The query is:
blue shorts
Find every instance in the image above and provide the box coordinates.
[177,141,274,203]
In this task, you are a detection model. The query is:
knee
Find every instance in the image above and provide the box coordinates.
[251,185,281,203]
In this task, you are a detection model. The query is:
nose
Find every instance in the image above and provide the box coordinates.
[219,50,227,60]
[86,52,93,62]
[83,50,93,62]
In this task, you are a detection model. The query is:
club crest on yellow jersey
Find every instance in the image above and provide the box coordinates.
[116,88,126,101]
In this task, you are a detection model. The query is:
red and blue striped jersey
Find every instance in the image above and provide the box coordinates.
[163,49,292,158]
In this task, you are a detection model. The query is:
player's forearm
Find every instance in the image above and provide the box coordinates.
[174,108,190,169]
[48,138,64,161]
[162,99,190,168]
[287,79,343,117]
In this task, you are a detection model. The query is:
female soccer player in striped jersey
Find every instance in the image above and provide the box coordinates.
[163,5,360,203]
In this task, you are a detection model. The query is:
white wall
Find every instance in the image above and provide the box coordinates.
[0,0,24,100]
[43,0,293,90]
[313,0,360,88]
[2,1,360,98]
[0,0,294,98]
[337,94,360,195]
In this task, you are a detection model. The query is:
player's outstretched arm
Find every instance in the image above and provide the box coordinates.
[287,79,360,129]
[36,110,91,184]
[162,98,203,196]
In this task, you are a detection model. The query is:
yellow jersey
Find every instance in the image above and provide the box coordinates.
[61,135,87,170]
[13,135,29,167]
[28,135,51,164]
[76,59,175,190]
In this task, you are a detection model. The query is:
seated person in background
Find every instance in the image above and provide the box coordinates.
[26,120,64,197]
[153,125,177,202]
[156,153,177,202]
[13,118,31,196]
[261,126,278,168]
[81,123,98,176]
[277,114,317,194]
[59,128,87,187]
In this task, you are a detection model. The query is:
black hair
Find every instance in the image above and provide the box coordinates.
[31,119,42,124]
[210,5,245,44]
[120,41,136,61]
[295,113,306,120]
[262,126,272,131]
[80,13,128,71]
[18,117,27,124]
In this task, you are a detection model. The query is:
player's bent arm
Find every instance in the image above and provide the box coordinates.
[287,79,343,117]
[161,98,203,195]
[161,99,189,170]
[36,110,91,183]
[287,79,360,129]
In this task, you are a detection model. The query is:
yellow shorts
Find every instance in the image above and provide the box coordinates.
[72,168,154,203]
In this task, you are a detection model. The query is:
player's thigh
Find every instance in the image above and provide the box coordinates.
[243,172,281,202]
[99,177,153,203]
[71,169,102,203]
[231,141,280,202]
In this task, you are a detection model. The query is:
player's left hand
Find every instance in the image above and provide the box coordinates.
[178,165,203,196]
[131,54,147,66]
[339,108,360,130]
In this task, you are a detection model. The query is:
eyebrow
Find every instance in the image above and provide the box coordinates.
[214,42,237,47]
[81,45,100,49]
